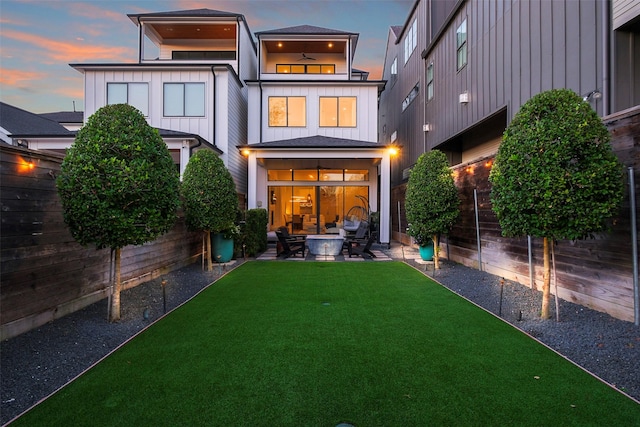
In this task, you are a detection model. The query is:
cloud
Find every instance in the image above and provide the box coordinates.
[2,29,134,62]
[0,69,47,87]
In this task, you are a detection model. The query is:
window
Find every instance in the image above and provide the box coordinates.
[426,62,434,101]
[404,18,417,64]
[172,51,236,60]
[319,97,356,127]
[107,83,149,116]
[456,19,467,70]
[268,97,306,127]
[402,83,419,111]
[163,83,205,117]
[276,64,335,74]
[390,57,398,86]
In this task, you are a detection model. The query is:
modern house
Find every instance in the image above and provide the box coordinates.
[378,0,640,320]
[70,8,257,196]
[380,0,638,187]
[242,25,393,244]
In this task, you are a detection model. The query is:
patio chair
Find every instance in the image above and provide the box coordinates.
[275,229,306,259]
[347,231,377,259]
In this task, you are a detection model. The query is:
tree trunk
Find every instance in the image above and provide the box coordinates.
[541,237,551,319]
[110,247,122,322]
[205,230,213,271]
[433,234,440,269]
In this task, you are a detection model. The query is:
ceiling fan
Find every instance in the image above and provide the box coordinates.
[297,53,316,61]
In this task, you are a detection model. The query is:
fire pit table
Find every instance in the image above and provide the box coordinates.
[306,235,345,256]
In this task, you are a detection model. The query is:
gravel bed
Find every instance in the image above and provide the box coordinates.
[2,251,639,424]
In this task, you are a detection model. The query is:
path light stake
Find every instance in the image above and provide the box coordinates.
[161,279,167,314]
[498,278,505,317]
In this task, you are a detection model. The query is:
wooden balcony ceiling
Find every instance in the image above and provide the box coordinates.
[150,23,236,40]
[264,40,346,54]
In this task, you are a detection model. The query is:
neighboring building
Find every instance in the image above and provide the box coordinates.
[0,102,75,151]
[242,25,393,244]
[70,8,257,195]
[379,0,640,239]
[38,111,84,132]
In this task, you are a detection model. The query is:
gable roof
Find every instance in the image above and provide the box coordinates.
[255,24,357,37]
[239,135,387,150]
[0,102,74,138]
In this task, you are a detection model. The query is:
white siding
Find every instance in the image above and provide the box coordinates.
[82,69,215,143]
[257,84,379,143]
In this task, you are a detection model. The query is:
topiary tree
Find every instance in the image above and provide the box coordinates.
[57,104,180,322]
[489,88,624,319]
[181,150,237,271]
[406,149,460,269]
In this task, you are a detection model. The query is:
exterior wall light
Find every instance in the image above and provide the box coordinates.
[422,123,432,132]
[583,90,602,102]
[459,92,469,104]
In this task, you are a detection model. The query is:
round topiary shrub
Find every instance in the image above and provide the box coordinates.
[405,149,460,267]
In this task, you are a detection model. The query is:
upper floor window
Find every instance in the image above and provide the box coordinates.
[269,96,306,127]
[163,83,205,117]
[402,83,419,111]
[426,62,434,101]
[319,97,356,127]
[276,64,335,74]
[456,19,468,71]
[107,83,148,116]
[404,18,417,64]
[172,51,236,60]
[390,57,398,86]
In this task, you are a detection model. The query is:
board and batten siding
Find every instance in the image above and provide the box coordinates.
[258,84,379,143]
[424,0,605,153]
[82,68,216,144]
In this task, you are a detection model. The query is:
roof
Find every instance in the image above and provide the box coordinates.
[255,24,358,37]
[39,111,83,124]
[239,135,388,150]
[128,8,244,22]
[156,128,222,154]
[0,102,75,138]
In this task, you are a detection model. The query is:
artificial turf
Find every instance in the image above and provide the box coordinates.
[12,262,640,426]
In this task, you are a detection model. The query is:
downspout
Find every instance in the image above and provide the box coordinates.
[137,17,143,63]
[236,16,242,80]
[601,0,610,116]
[259,81,263,143]
[211,66,217,149]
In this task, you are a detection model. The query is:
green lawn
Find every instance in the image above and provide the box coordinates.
[13,262,640,426]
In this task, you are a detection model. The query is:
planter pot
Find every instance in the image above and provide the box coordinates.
[212,233,234,263]
[418,240,434,261]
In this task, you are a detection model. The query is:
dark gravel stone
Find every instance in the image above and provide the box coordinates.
[2,253,638,424]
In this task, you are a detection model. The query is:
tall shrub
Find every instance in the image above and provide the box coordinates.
[181,150,237,271]
[57,104,180,321]
[406,150,460,269]
[489,89,624,319]
[244,208,268,257]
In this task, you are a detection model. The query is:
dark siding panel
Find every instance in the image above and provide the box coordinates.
[552,0,567,88]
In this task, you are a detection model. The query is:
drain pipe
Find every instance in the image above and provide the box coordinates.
[629,167,639,326]
[474,188,482,271]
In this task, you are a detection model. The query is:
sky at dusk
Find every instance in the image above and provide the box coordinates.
[0,0,413,114]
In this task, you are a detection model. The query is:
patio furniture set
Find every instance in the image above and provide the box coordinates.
[275,222,376,260]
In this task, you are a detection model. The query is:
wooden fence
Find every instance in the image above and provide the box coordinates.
[393,106,639,322]
[1,146,202,339]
